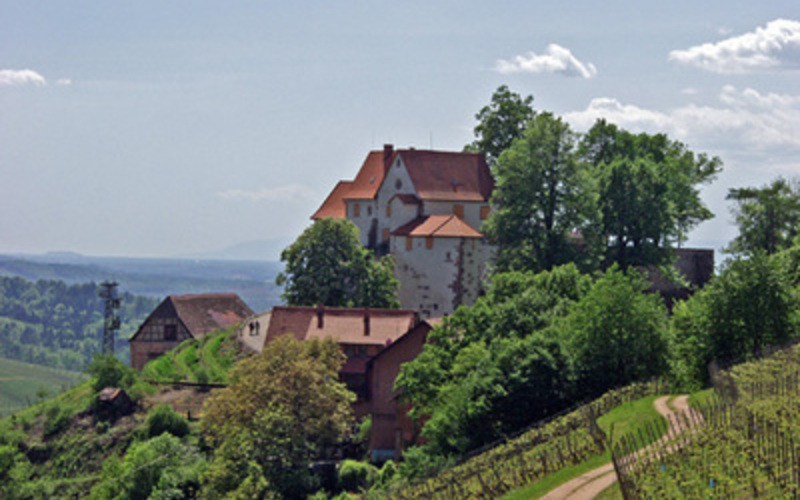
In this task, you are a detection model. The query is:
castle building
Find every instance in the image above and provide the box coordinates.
[313,145,494,317]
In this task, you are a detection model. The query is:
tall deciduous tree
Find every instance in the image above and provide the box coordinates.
[726,177,800,256]
[465,85,536,165]
[277,218,400,308]
[560,266,669,399]
[202,336,355,499]
[485,112,601,273]
[581,120,721,268]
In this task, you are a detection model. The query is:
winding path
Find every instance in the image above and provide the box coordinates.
[538,395,698,500]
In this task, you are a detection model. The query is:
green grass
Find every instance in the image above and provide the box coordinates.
[501,451,611,500]
[597,394,665,445]
[502,394,669,500]
[140,327,245,384]
[596,481,623,500]
[687,387,715,409]
[0,357,87,416]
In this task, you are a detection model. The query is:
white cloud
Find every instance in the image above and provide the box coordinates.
[0,69,47,87]
[56,78,72,86]
[216,184,317,202]
[564,86,800,151]
[669,18,800,73]
[495,44,597,79]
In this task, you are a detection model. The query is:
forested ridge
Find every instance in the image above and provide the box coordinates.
[0,276,158,370]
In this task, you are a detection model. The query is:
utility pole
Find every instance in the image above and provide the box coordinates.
[99,281,121,355]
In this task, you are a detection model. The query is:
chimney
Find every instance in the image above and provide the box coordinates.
[363,308,370,336]
[316,304,324,329]
[383,144,393,171]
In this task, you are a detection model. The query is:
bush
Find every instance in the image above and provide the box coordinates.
[87,354,136,392]
[338,459,377,493]
[43,404,71,437]
[146,404,190,438]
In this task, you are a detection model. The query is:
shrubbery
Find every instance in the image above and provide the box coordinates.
[146,404,190,438]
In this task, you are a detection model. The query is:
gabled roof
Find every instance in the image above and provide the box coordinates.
[310,146,493,220]
[391,215,484,238]
[388,193,421,205]
[400,149,494,202]
[264,306,417,347]
[312,180,354,220]
[131,293,254,341]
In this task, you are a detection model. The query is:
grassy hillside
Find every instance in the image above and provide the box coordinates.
[140,326,249,384]
[0,357,87,417]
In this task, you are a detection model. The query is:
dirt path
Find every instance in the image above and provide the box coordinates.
[538,395,698,500]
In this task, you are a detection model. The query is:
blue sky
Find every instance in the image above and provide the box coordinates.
[1,1,798,260]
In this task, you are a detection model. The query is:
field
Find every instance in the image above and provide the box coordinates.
[0,356,87,416]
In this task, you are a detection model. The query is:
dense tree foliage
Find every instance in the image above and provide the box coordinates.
[202,336,355,499]
[89,433,206,500]
[277,218,400,308]
[465,85,536,165]
[726,177,800,256]
[485,113,601,273]
[580,120,721,268]
[397,265,591,455]
[0,276,157,370]
[669,251,800,389]
[557,267,669,398]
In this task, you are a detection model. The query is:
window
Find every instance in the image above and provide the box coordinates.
[453,204,464,219]
[353,203,360,217]
[480,205,491,220]
[382,228,390,242]
[164,324,177,341]
[426,236,434,249]
[386,205,392,217]
[406,237,413,251]
[395,179,402,189]
[367,205,373,216]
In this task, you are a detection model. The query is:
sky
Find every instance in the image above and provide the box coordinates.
[1,1,798,261]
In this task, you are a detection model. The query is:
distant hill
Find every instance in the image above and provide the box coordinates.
[0,253,284,312]
[0,357,87,416]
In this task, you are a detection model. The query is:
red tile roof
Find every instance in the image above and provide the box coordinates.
[311,146,493,220]
[400,149,494,202]
[264,306,417,347]
[312,180,354,220]
[342,151,388,201]
[391,215,484,238]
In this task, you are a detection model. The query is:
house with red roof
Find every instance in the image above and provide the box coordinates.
[260,305,418,419]
[313,144,494,317]
[129,293,253,370]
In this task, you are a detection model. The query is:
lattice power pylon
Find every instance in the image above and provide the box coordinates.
[99,281,121,355]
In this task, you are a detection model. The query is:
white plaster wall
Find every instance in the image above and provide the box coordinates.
[421,200,489,231]
[376,157,417,234]
[346,199,378,247]
[391,235,462,318]
[387,197,420,232]
[457,238,493,306]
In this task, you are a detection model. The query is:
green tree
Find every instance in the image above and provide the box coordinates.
[202,336,355,499]
[485,113,601,273]
[89,433,206,500]
[396,265,589,455]
[726,177,800,256]
[277,218,400,308]
[86,353,136,392]
[559,267,669,398]
[670,252,799,388]
[580,119,721,268]
[465,85,536,165]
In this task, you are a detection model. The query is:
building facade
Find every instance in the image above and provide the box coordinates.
[129,293,253,370]
[313,145,494,317]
